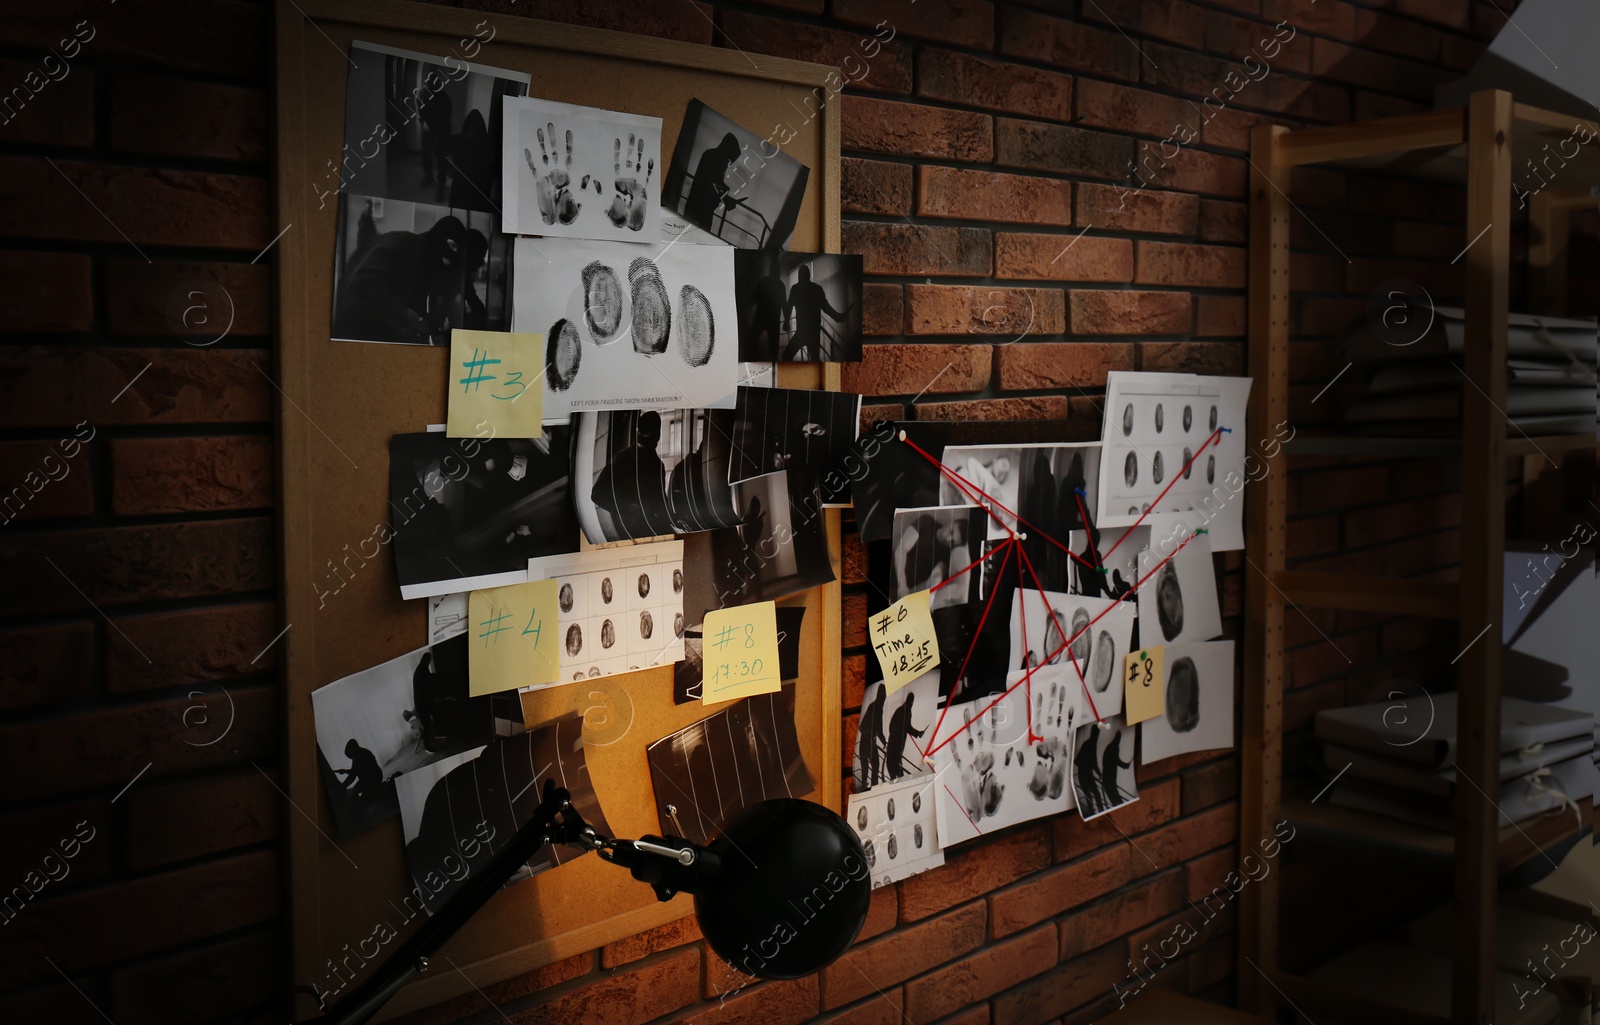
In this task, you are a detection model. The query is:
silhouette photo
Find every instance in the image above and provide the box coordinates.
[662,99,809,251]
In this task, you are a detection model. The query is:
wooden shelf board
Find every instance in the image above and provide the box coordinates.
[1273,571,1459,617]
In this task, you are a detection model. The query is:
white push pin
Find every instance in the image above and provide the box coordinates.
[1017,532,1028,541]
[897,429,907,442]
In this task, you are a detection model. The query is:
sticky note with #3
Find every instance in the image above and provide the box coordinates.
[468,579,561,696]
[1123,644,1165,725]
[870,589,939,693]
[701,601,782,703]
[448,329,543,439]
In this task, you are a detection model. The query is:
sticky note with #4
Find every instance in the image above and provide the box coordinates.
[701,601,782,703]
[870,589,938,694]
[1123,644,1165,725]
[448,329,543,439]
[468,579,561,696]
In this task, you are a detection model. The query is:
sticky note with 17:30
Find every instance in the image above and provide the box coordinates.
[701,600,782,703]
[1123,644,1165,725]
[870,589,938,693]
[447,329,543,439]
[468,579,560,696]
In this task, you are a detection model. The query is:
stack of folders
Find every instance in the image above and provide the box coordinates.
[1339,307,1598,436]
[1314,694,1595,832]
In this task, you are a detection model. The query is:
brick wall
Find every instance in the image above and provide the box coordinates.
[0,1,1534,1023]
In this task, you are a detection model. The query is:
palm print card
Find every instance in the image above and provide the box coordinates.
[501,96,661,242]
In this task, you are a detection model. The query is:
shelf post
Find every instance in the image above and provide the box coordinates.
[1240,122,1290,1018]
[1454,88,1512,1025]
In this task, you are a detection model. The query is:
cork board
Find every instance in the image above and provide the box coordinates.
[271,2,843,1018]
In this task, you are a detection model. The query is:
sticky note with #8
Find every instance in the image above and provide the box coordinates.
[870,589,938,693]
[448,329,543,439]
[701,600,782,703]
[1123,644,1165,725]
[468,579,561,696]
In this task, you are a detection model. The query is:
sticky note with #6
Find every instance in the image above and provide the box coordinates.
[870,589,939,693]
[1123,644,1165,725]
[448,329,543,439]
[468,579,561,696]
[701,600,782,703]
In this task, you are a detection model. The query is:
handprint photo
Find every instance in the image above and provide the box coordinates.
[503,98,662,241]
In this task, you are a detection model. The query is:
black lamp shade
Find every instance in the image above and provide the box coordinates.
[694,798,872,979]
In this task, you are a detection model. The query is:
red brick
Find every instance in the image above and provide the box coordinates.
[108,929,277,1025]
[1269,0,1358,39]
[1195,297,1245,337]
[905,285,1065,336]
[996,118,1132,180]
[0,157,270,251]
[1138,804,1240,869]
[915,396,1071,422]
[0,347,271,427]
[601,915,702,968]
[2,1,267,79]
[123,768,280,870]
[1069,291,1189,335]
[1053,778,1183,861]
[843,534,867,584]
[105,258,271,337]
[862,284,903,336]
[843,158,911,216]
[0,518,273,615]
[898,825,1050,920]
[821,902,986,1008]
[1198,105,1262,152]
[0,61,92,146]
[111,435,271,515]
[1181,758,1240,814]
[1204,10,1311,74]
[1076,183,1197,236]
[1135,242,1247,288]
[834,0,995,50]
[464,0,713,44]
[106,601,277,694]
[843,222,991,277]
[109,75,264,162]
[689,975,818,1025]
[990,844,1135,936]
[1186,844,1244,902]
[1136,341,1245,375]
[497,945,699,1025]
[991,941,1128,1025]
[0,439,95,522]
[719,11,911,94]
[0,800,108,888]
[0,850,279,989]
[996,342,1134,390]
[994,233,1133,283]
[859,403,904,428]
[858,881,898,941]
[0,621,94,711]
[0,684,275,801]
[811,991,906,1025]
[999,8,1139,81]
[903,923,1056,1021]
[0,250,92,331]
[843,96,991,161]
[917,49,1072,121]
[1083,0,1208,46]
[1059,870,1187,958]
[918,166,1072,226]
[1140,146,1249,198]
[844,593,869,649]
[840,344,990,397]
[1074,80,1196,140]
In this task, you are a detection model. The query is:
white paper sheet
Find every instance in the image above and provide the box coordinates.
[527,540,685,685]
[502,96,662,241]
[847,774,944,888]
[1138,640,1235,764]
[1137,529,1223,645]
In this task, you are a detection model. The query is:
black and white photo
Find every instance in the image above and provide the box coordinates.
[1139,641,1235,764]
[734,251,863,362]
[331,42,527,345]
[729,386,863,507]
[311,634,496,839]
[846,774,943,888]
[661,99,809,251]
[853,671,939,792]
[889,506,985,605]
[646,689,814,845]
[501,96,661,241]
[1069,524,1149,604]
[511,237,741,421]
[572,408,743,543]
[1009,590,1133,725]
[1071,715,1140,821]
[707,470,835,608]
[528,540,685,683]
[390,429,580,600]
[1137,529,1222,645]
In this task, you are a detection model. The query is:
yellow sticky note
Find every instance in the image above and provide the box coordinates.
[701,601,782,703]
[1123,645,1165,725]
[869,589,939,694]
[468,580,560,696]
[447,329,543,439]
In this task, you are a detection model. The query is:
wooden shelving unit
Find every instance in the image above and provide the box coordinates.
[1242,90,1599,1025]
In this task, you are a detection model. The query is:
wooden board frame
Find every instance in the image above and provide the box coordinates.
[271,2,843,1019]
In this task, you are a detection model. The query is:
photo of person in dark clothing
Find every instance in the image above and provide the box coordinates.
[590,410,670,539]
[662,99,810,250]
[334,739,383,800]
[784,265,845,361]
[734,252,863,362]
[332,213,467,345]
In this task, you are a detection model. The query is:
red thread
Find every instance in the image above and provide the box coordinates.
[931,534,1011,594]
[921,537,1015,758]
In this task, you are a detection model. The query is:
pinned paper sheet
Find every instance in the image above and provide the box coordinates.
[467,579,560,696]
[447,329,543,439]
[870,589,939,693]
[1123,645,1165,725]
[701,601,781,703]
